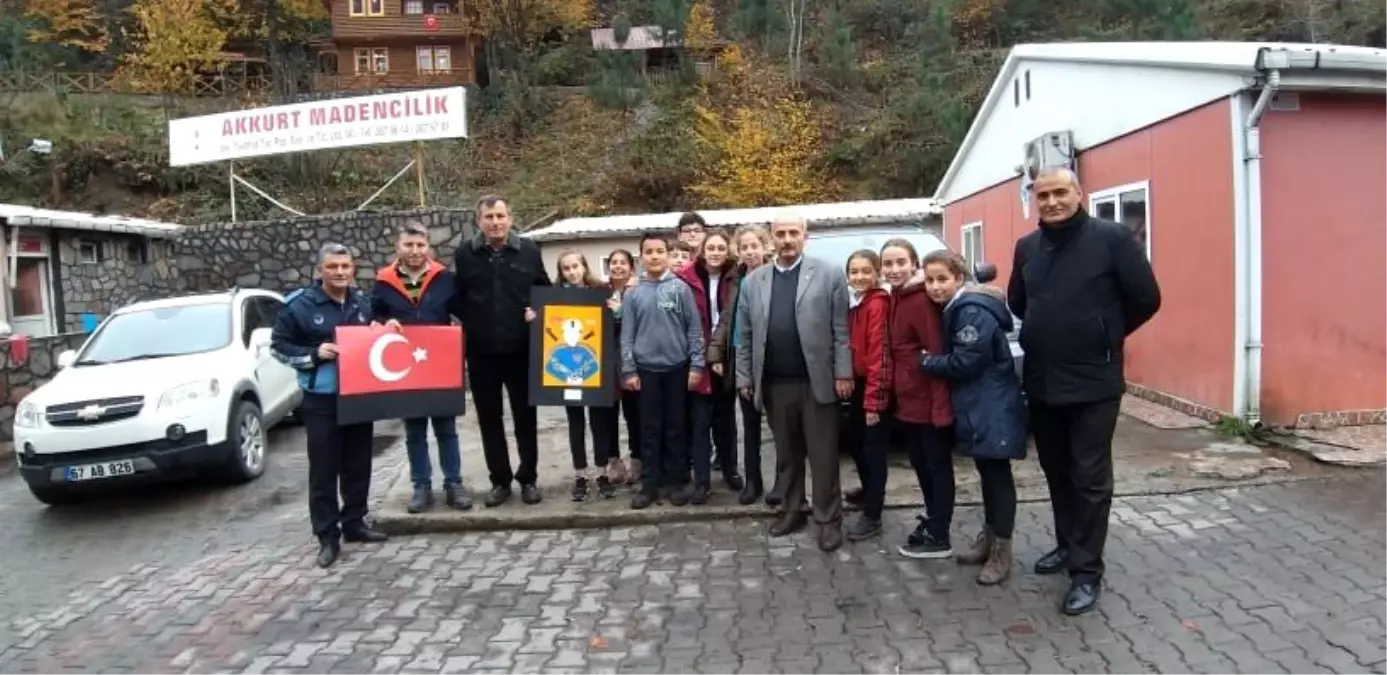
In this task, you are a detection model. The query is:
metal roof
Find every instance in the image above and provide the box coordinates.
[0,204,184,239]
[933,41,1387,203]
[524,198,941,243]
[591,26,676,51]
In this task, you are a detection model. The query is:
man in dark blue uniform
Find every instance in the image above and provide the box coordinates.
[272,242,388,568]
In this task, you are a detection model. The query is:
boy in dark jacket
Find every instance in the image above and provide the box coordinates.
[372,222,468,514]
[919,250,1027,585]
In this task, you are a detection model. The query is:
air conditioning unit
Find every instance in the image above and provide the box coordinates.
[1017,130,1076,181]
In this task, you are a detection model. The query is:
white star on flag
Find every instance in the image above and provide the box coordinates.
[413,347,429,363]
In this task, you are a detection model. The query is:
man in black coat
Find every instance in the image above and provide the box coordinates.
[1007,167,1161,616]
[453,195,552,507]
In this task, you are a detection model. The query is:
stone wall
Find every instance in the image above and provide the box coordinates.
[2,209,474,444]
[160,208,473,297]
[57,233,178,330]
[0,333,89,443]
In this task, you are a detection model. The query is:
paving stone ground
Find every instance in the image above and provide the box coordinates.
[2,473,1383,674]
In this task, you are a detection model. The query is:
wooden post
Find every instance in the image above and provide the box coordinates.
[414,142,426,207]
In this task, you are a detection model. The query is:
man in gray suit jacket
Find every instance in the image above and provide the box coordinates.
[735,214,854,551]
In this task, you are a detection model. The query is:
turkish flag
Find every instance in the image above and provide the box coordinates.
[335,325,465,425]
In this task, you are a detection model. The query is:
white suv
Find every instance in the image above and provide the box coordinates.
[12,289,303,505]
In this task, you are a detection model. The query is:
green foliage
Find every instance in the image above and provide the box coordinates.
[814,2,858,86]
[587,13,647,111]
[534,42,596,86]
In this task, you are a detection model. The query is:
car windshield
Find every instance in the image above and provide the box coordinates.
[76,302,232,365]
[805,229,948,274]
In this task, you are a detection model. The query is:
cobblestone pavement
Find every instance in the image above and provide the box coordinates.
[0,472,1382,674]
[0,421,404,638]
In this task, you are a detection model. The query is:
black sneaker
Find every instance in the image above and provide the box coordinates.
[571,477,589,502]
[667,486,691,507]
[898,517,952,559]
[521,483,543,505]
[631,491,656,510]
[596,475,617,499]
[846,515,882,541]
[690,483,711,505]
[484,485,512,508]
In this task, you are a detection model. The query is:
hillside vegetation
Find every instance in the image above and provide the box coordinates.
[0,0,1382,225]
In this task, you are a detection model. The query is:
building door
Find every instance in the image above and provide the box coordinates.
[10,257,54,337]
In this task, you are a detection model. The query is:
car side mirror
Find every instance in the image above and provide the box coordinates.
[973,262,999,284]
[56,350,76,369]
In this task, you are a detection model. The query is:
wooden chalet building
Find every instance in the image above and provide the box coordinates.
[314,0,482,91]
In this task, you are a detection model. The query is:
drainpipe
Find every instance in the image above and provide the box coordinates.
[1240,68,1280,428]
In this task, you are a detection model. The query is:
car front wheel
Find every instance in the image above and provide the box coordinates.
[222,400,267,483]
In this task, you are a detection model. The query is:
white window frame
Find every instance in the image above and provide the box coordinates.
[355,47,389,74]
[416,46,450,73]
[76,240,102,264]
[1089,180,1151,261]
[960,222,983,277]
[404,0,423,14]
[432,1,450,13]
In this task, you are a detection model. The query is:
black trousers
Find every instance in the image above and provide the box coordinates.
[843,379,890,520]
[637,366,688,493]
[565,405,616,471]
[903,422,954,542]
[611,390,640,461]
[468,352,539,487]
[974,458,1017,539]
[1031,397,1121,584]
[709,377,738,475]
[739,395,764,487]
[840,377,874,492]
[301,393,374,540]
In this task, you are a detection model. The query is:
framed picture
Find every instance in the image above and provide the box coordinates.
[528,286,617,407]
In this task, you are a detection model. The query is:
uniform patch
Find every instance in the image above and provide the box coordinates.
[957,325,980,344]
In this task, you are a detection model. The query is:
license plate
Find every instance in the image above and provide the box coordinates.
[63,459,136,482]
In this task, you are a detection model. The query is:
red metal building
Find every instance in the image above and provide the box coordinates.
[933,42,1387,428]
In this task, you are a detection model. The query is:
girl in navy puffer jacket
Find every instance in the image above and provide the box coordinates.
[919,249,1028,586]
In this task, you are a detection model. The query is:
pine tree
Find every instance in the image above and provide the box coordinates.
[587,14,646,113]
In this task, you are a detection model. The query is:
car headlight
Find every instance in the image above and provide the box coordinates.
[14,401,41,429]
[158,379,221,410]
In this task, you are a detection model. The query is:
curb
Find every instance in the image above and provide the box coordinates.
[369,466,1328,536]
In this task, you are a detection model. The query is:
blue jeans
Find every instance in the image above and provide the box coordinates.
[405,416,461,488]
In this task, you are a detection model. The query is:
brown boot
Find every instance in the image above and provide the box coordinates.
[955,527,994,566]
[977,537,1012,586]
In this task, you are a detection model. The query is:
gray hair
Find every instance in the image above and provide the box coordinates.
[770,213,808,231]
[316,242,351,264]
[1033,166,1080,188]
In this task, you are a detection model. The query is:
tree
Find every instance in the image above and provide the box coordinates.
[588,14,646,113]
[815,2,857,86]
[783,0,807,85]
[117,0,230,93]
[684,0,717,51]
[22,0,107,53]
[689,49,828,206]
[473,0,594,81]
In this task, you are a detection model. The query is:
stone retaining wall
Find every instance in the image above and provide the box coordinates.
[2,208,474,444]
[163,209,473,297]
[0,333,89,443]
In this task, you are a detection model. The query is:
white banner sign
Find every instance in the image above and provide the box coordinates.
[167,86,467,167]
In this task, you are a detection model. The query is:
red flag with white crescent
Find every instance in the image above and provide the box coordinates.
[335,325,465,425]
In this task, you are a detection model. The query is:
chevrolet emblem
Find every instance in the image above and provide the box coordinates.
[75,404,107,421]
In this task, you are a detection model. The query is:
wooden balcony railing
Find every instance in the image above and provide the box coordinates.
[312,70,476,91]
[0,71,272,97]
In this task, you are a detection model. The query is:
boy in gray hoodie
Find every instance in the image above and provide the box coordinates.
[621,232,705,510]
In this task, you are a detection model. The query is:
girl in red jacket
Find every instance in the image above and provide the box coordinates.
[881,238,955,559]
[843,250,892,541]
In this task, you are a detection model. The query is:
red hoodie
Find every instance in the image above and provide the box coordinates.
[887,276,953,426]
[849,286,891,413]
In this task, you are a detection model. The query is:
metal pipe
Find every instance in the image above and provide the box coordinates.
[1240,69,1279,428]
